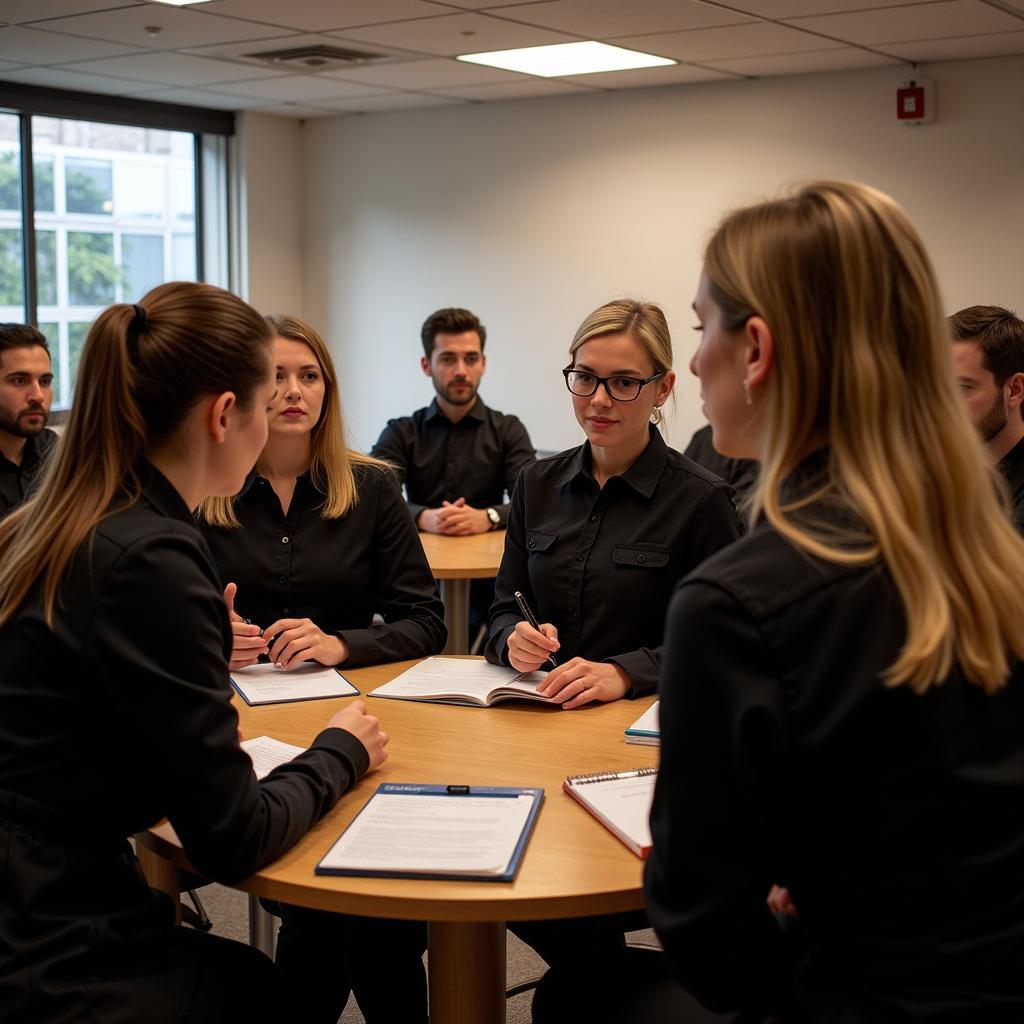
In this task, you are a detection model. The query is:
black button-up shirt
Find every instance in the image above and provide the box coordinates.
[683,423,758,503]
[998,434,1024,533]
[199,463,446,667]
[646,457,1024,1020]
[0,466,367,1019]
[484,427,741,695]
[0,427,58,518]
[371,397,535,526]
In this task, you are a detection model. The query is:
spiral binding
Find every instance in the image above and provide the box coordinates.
[566,766,657,785]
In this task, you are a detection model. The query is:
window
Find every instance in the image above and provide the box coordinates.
[0,92,232,410]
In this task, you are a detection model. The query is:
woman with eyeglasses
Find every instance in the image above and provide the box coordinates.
[484,297,740,707]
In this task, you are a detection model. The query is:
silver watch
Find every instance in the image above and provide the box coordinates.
[486,507,500,529]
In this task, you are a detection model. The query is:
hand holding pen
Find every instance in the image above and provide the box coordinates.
[508,590,560,672]
[223,582,269,671]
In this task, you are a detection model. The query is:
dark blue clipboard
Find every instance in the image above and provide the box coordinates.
[315,783,544,883]
[230,666,358,706]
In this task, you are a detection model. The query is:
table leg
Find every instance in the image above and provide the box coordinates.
[135,841,181,924]
[248,893,277,957]
[428,920,505,1024]
[440,578,470,655]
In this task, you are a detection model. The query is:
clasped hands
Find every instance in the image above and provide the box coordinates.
[223,583,350,671]
[418,497,491,535]
[507,619,630,709]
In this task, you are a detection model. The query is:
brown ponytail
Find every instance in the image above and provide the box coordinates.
[0,281,271,627]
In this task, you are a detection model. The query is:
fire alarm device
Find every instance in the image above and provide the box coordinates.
[896,79,935,125]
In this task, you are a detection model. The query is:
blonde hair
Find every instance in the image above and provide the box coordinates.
[0,282,271,628]
[569,298,673,425]
[705,180,1024,694]
[201,313,388,528]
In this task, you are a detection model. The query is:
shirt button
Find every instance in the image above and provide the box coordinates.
[283,607,290,615]
[281,536,289,544]
[576,553,584,562]
[590,515,599,523]
[570,610,578,619]
[278,575,287,584]
[637,553,646,564]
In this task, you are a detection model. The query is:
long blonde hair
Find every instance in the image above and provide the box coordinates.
[0,282,272,628]
[569,298,673,426]
[705,180,1024,694]
[201,313,388,527]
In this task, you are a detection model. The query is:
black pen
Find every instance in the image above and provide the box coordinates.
[513,590,558,670]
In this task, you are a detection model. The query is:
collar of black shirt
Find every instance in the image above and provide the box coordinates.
[998,434,1024,473]
[555,424,669,498]
[0,429,47,473]
[139,461,195,525]
[425,396,487,425]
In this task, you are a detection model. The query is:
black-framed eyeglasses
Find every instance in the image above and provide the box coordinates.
[562,366,667,402]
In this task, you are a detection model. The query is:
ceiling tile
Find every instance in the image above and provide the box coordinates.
[213,74,381,102]
[878,29,1024,61]
[60,51,288,85]
[184,32,409,72]
[0,0,139,23]
[568,62,736,88]
[139,86,277,108]
[614,22,844,62]
[786,0,1024,45]
[498,0,753,39]
[717,0,937,18]
[707,45,901,76]
[200,0,448,33]
[247,103,341,118]
[433,77,597,99]
[0,24,146,62]
[0,64,166,92]
[322,56,526,89]
[330,12,574,56]
[37,6,286,50]
[312,91,466,111]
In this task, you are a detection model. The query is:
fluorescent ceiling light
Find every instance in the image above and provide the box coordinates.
[457,41,675,79]
[146,0,214,6]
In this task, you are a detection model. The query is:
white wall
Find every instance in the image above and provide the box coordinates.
[238,112,305,316]
[300,55,1024,455]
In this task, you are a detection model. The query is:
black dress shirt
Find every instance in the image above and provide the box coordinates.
[371,397,535,526]
[683,423,758,502]
[200,463,446,667]
[645,456,1024,1021]
[484,427,741,695]
[998,434,1024,533]
[0,467,367,1020]
[0,427,58,518]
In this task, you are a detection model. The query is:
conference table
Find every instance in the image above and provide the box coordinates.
[418,529,507,654]
[136,657,658,1024]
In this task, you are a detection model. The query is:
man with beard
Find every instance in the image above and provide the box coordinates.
[0,324,57,519]
[372,307,535,536]
[951,305,1024,531]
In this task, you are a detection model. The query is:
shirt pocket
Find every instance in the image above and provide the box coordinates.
[525,530,557,554]
[608,544,673,622]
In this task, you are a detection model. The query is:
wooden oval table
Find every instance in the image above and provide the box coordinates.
[137,658,658,1024]
[418,529,507,654]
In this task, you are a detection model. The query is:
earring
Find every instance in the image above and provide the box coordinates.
[742,381,753,406]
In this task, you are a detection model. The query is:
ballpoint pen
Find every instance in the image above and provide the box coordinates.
[513,590,558,670]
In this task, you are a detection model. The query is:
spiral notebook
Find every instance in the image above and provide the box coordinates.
[563,767,657,858]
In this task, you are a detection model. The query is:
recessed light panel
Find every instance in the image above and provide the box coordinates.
[457,41,675,79]
[147,0,214,6]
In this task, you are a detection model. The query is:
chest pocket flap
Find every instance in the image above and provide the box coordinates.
[526,530,557,552]
[612,544,670,568]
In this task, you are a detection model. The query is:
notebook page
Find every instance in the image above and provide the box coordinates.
[241,735,305,780]
[319,792,536,875]
[370,657,540,700]
[627,702,660,735]
[571,775,655,850]
[232,662,357,703]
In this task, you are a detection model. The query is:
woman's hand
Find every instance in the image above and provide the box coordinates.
[538,658,630,709]
[507,619,560,672]
[263,617,349,669]
[327,701,389,772]
[224,582,268,670]
[767,885,798,917]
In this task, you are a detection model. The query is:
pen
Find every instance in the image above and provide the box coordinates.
[513,590,558,670]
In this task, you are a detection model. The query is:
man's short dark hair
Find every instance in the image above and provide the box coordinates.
[949,306,1024,386]
[421,308,486,359]
[0,323,49,362]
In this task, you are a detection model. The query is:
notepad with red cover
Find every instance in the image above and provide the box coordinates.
[563,767,657,859]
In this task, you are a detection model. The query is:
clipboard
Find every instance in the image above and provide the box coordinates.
[315,783,544,882]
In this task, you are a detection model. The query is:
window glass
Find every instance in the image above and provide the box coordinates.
[67,231,116,306]
[66,157,113,215]
[36,229,57,306]
[0,228,23,309]
[38,321,60,403]
[119,162,165,221]
[34,156,55,212]
[122,234,163,301]
[68,321,90,391]
[173,232,196,280]
[0,115,24,321]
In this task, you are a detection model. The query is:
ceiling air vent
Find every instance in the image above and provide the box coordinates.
[242,44,384,70]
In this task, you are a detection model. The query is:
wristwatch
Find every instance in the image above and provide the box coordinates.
[486,507,500,530]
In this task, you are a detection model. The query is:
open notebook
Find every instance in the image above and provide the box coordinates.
[563,767,657,858]
[625,701,660,746]
[368,657,552,708]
